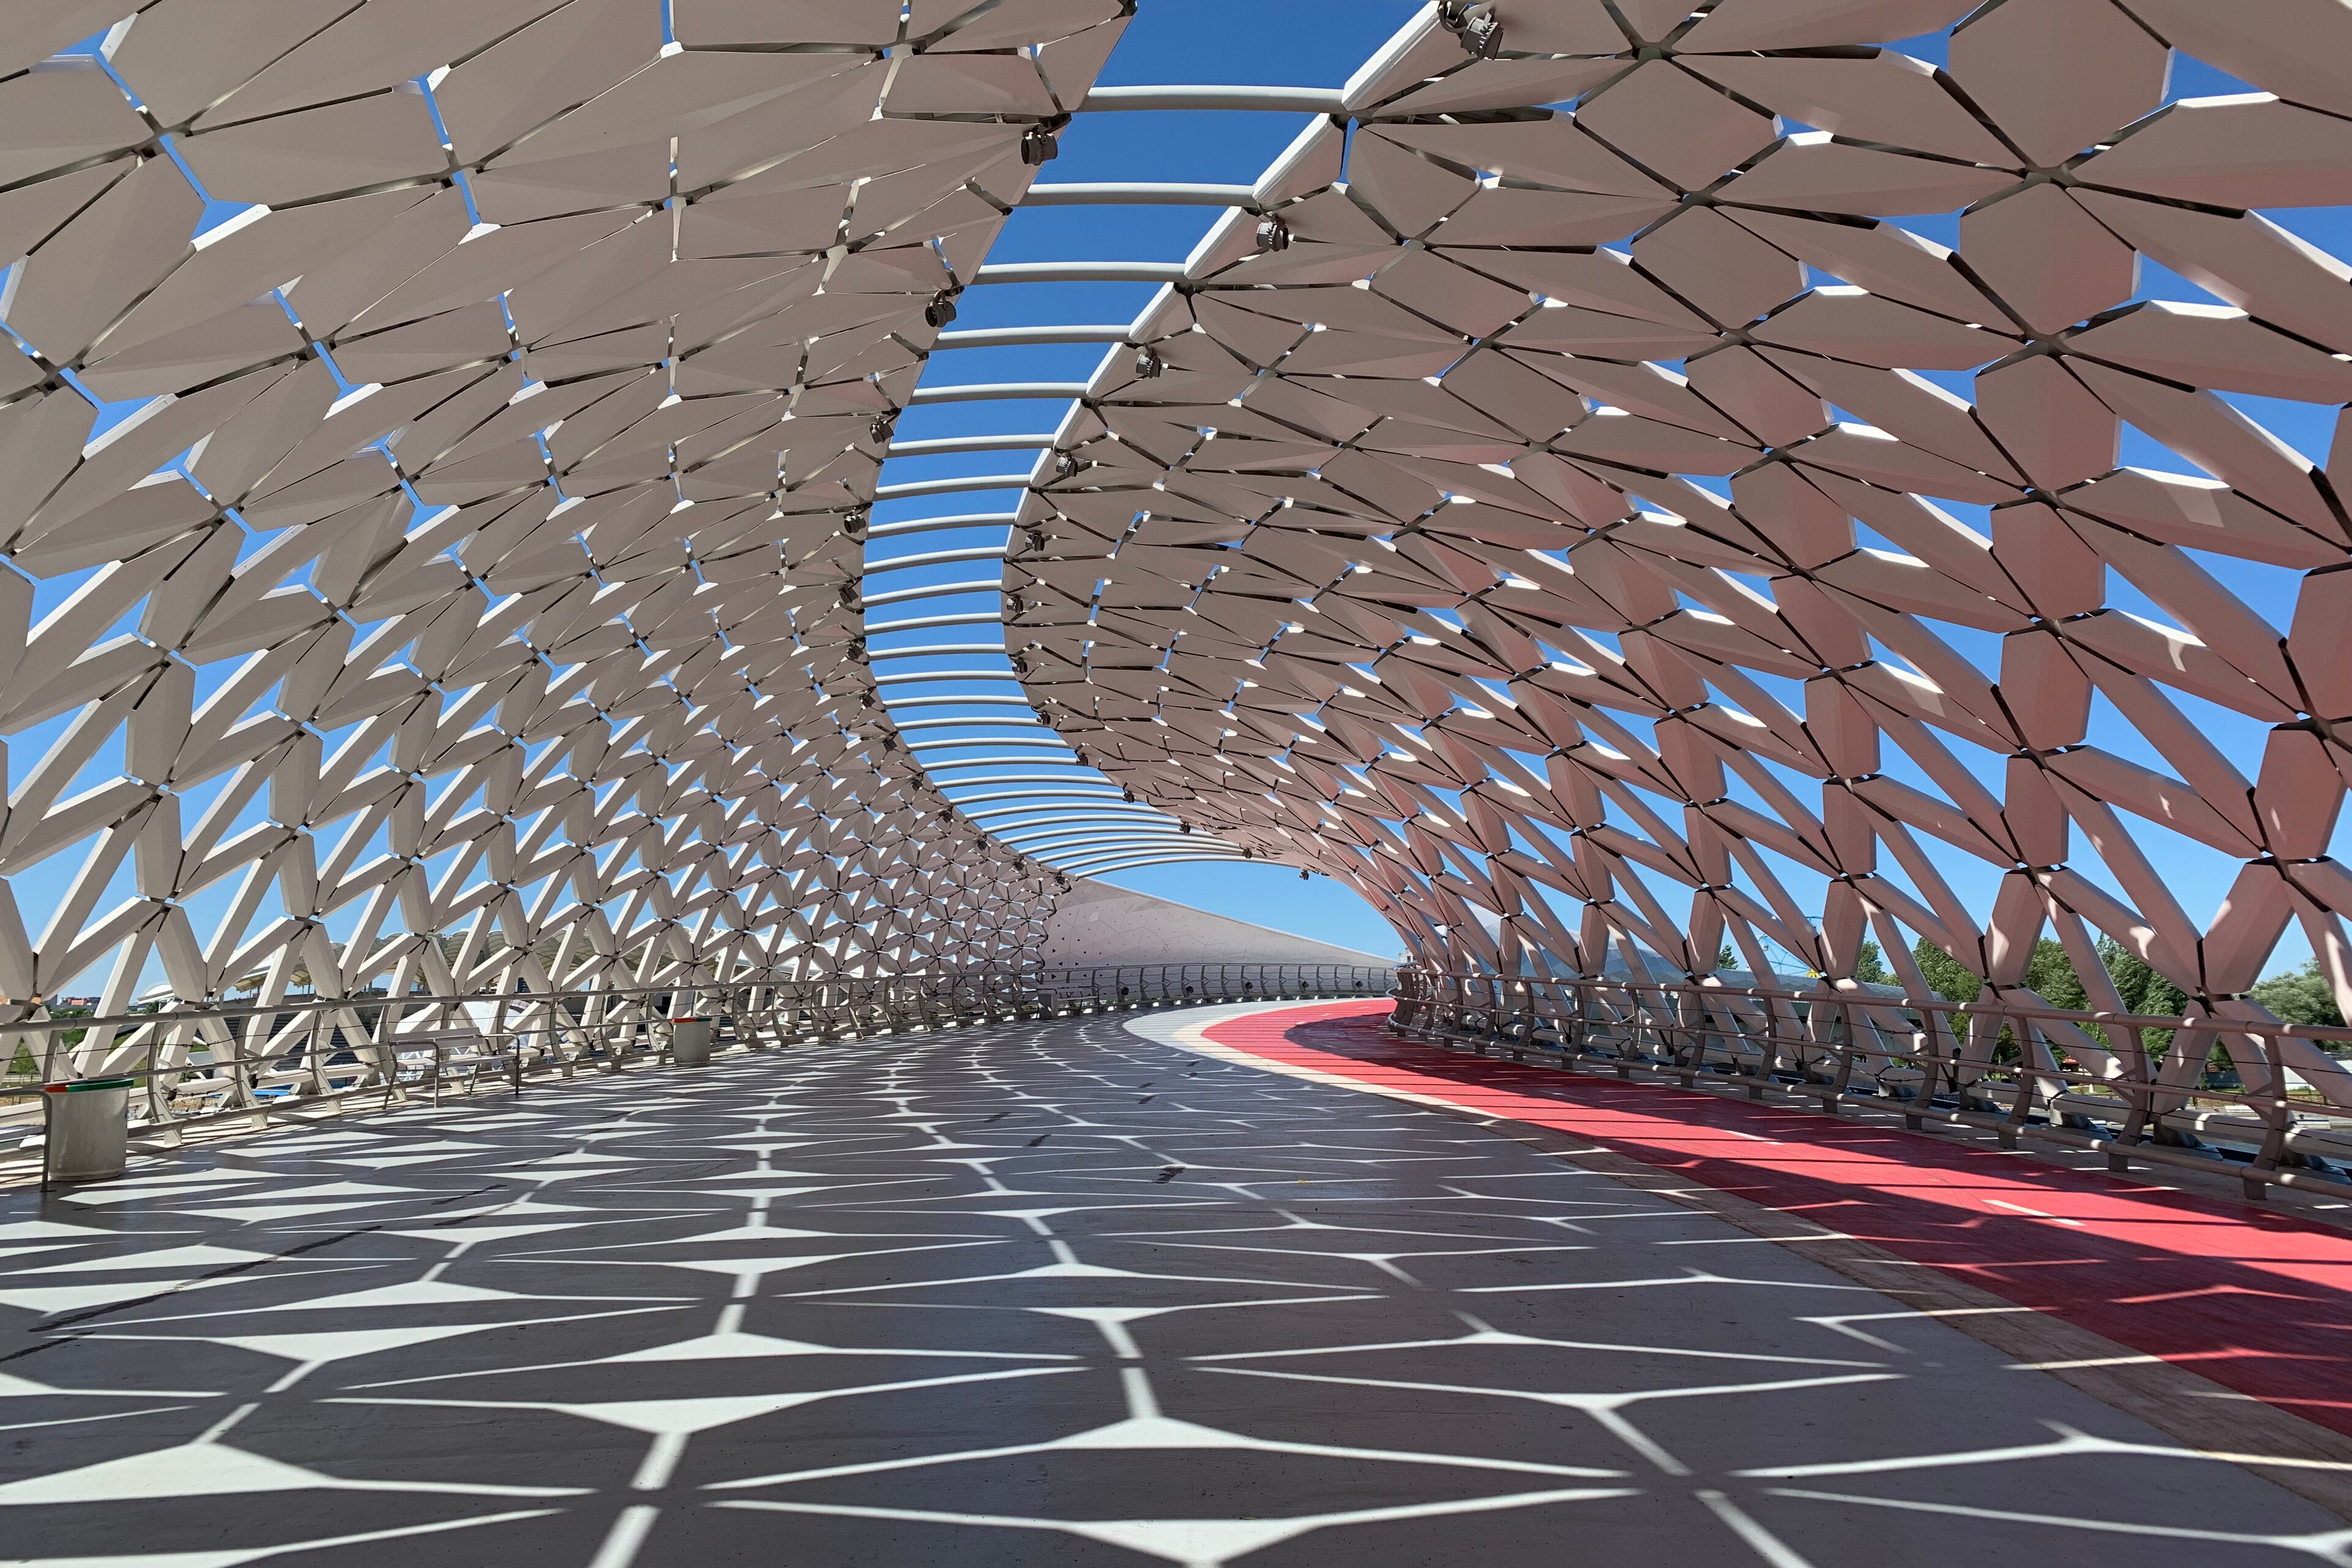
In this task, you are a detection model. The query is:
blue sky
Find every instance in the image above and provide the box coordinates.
[1080,9,1415,950]
[868,1,1421,946]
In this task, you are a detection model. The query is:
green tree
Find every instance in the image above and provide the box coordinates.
[1911,938,2087,1064]
[2098,936,2188,1016]
[1910,936,2103,1011]
[2024,938,2089,1011]
[2249,957,2345,1028]
[1912,938,1983,1004]
[1904,932,2238,1070]
[2092,936,2190,1060]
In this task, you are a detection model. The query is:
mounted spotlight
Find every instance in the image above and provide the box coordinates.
[1021,115,1069,165]
[1299,868,1310,881]
[1121,786,1136,802]
[1254,215,1291,253]
[1053,451,1082,479]
[869,413,896,444]
[1439,0,1504,58]
[924,290,960,328]
[1133,344,1164,379]
[843,508,869,539]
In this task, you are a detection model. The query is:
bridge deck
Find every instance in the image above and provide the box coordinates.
[1188,1003,2352,1444]
[1,1004,2345,1566]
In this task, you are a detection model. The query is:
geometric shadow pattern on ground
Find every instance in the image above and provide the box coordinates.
[4,1012,2347,1566]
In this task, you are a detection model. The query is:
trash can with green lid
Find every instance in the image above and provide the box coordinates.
[43,1077,135,1185]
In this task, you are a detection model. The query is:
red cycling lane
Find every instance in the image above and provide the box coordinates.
[1203,1000,2352,1437]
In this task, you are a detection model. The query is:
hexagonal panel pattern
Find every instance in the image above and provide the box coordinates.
[1006,2,2352,1099]
[0,2,1137,1055]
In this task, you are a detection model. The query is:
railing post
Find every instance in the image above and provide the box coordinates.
[2107,1016,2152,1167]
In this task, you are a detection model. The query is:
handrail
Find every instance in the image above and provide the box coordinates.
[0,964,1395,1166]
[1389,967,2352,1200]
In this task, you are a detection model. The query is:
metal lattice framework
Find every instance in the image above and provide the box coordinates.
[1007,2,2352,1102]
[0,1,1147,1065]
[6,1,2352,1105]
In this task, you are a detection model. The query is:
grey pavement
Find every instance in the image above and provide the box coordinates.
[0,1006,2342,1567]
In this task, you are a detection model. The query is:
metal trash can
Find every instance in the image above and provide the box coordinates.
[43,1077,135,1185]
[670,1018,714,1067]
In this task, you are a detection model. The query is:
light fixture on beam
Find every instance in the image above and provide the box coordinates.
[1438,1,1504,58]
[1021,116,1069,165]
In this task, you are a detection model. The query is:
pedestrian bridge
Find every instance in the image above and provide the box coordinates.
[9,996,2352,1568]
[6,0,2352,1559]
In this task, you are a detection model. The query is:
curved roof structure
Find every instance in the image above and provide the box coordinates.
[1,1,2350,1088]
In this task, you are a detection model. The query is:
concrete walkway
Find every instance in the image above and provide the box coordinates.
[1,1004,2345,1566]
[1170,1002,2352,1448]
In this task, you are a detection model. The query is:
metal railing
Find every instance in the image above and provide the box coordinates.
[1390,968,2352,1199]
[0,963,1392,1168]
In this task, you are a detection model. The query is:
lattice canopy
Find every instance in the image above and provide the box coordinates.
[2,1,2350,1099]
[0,0,1113,1014]
[997,2,2352,1087]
